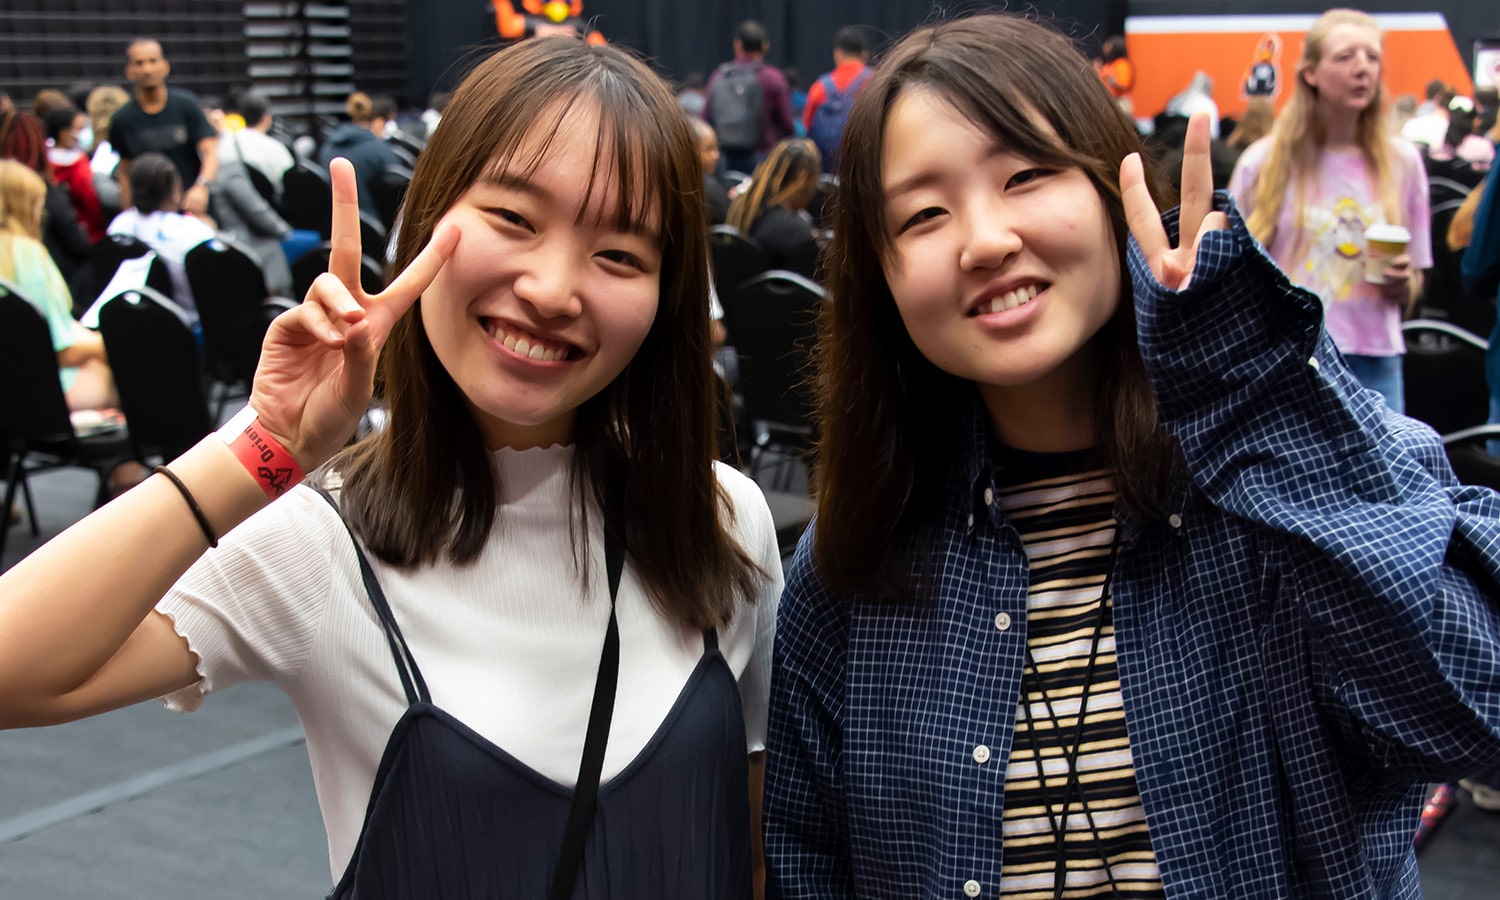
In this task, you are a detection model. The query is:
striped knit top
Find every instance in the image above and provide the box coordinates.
[994,449,1164,899]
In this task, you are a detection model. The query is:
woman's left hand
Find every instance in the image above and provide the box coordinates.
[1120,111,1229,291]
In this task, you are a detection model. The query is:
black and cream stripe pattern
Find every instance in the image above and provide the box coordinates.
[995,454,1163,899]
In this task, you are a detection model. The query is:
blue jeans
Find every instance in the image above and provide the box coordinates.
[1488,397,1500,456]
[1344,354,1404,415]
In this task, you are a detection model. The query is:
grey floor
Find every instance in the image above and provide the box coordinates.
[3,466,1499,897]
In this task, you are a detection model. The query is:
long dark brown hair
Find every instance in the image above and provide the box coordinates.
[330,37,761,628]
[814,13,1175,597]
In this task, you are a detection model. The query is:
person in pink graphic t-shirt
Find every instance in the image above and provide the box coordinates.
[1230,8,1429,413]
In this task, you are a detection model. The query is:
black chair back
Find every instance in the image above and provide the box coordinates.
[1420,156,1490,334]
[385,139,418,169]
[283,163,334,237]
[373,164,412,233]
[291,242,387,300]
[0,278,133,548]
[74,233,174,318]
[97,287,214,462]
[0,281,74,444]
[1402,319,1490,436]
[185,239,273,384]
[725,270,825,438]
[709,225,769,322]
[360,210,391,262]
[782,239,824,284]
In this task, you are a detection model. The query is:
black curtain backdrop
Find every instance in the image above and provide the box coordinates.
[408,1,1109,105]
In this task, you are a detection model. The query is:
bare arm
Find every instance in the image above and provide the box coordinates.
[183,137,219,216]
[55,327,107,369]
[0,441,267,727]
[196,135,220,185]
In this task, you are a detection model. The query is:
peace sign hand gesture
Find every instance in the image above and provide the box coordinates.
[249,158,457,472]
[1120,112,1229,292]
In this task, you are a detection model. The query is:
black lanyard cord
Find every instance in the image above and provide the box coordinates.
[1017,531,1121,900]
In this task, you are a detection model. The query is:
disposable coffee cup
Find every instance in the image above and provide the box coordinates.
[1364,223,1411,284]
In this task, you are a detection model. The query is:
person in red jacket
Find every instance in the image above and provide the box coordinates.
[803,26,869,135]
[43,106,105,242]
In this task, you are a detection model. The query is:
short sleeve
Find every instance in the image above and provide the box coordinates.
[186,96,216,146]
[155,486,342,712]
[109,108,135,160]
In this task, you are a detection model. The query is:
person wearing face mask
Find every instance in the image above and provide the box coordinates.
[43,106,105,242]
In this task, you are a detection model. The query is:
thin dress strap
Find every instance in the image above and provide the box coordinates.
[312,486,429,706]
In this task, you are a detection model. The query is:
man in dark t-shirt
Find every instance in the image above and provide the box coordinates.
[110,39,218,216]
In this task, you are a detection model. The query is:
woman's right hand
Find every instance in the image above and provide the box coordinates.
[249,158,457,471]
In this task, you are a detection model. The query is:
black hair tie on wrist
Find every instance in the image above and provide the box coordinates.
[154,465,219,549]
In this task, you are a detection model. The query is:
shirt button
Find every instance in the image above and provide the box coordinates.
[994,612,1012,631]
[967,513,975,529]
[964,880,982,897]
[1309,356,1320,370]
[972,744,991,764]
[1168,513,1183,529]
[983,487,994,507]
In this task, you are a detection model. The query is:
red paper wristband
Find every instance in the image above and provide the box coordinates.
[217,406,305,498]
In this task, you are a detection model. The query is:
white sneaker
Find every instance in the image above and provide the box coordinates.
[1459,779,1500,811]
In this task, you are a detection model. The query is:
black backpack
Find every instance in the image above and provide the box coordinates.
[710,62,764,155]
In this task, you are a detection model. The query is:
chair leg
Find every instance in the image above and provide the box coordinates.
[210,381,227,423]
[20,469,38,537]
[2,453,22,561]
[776,450,794,493]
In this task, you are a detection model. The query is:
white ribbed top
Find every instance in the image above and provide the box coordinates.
[157,445,782,878]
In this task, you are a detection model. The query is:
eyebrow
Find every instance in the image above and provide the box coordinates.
[885,143,1037,202]
[884,169,945,202]
[477,169,662,245]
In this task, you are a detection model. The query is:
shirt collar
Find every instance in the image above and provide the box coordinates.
[952,391,1191,541]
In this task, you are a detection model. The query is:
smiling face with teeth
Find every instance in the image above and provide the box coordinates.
[879,87,1121,450]
[419,100,664,450]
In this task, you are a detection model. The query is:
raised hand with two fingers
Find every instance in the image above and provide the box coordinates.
[1119,112,1229,292]
[249,158,457,472]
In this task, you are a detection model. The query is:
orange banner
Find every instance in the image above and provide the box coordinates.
[1125,13,1474,122]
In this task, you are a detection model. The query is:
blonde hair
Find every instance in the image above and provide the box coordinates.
[726,137,820,233]
[346,91,374,124]
[1245,9,1401,247]
[0,159,46,241]
[86,84,129,144]
[1226,97,1275,149]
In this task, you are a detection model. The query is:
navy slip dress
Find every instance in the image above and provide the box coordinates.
[320,506,753,899]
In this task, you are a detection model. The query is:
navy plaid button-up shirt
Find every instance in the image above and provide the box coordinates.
[764,197,1500,898]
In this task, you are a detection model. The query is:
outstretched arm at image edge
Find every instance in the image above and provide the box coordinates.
[1131,192,1500,775]
[0,159,456,729]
